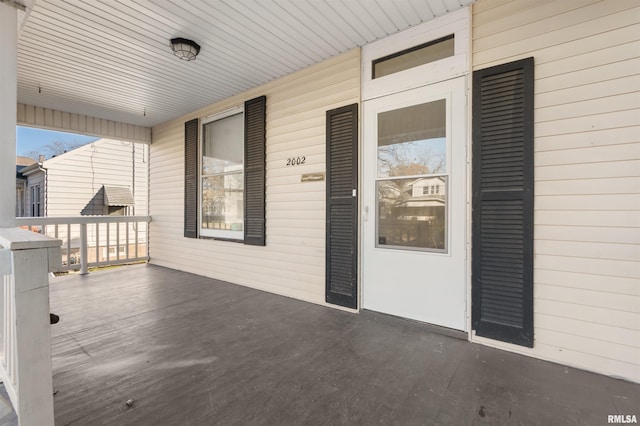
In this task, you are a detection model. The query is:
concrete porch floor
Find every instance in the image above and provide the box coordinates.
[49,264,639,425]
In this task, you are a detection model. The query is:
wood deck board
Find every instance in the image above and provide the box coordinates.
[49,264,639,425]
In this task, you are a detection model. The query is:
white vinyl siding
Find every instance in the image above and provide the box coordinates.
[149,49,360,305]
[472,0,640,382]
[43,139,148,217]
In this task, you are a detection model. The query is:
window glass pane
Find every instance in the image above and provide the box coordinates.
[202,112,244,175]
[378,99,446,177]
[373,35,454,79]
[201,110,244,238]
[202,173,244,231]
[377,177,446,250]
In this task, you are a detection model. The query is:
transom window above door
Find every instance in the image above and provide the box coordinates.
[372,34,454,79]
[362,8,469,100]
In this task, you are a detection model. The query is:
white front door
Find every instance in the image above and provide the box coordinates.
[362,76,467,330]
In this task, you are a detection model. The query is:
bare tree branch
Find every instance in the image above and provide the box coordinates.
[26,140,86,161]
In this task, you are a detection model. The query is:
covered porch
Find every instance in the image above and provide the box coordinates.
[2,0,639,423]
[46,264,638,425]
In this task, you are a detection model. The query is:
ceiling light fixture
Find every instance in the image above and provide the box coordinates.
[170,38,200,61]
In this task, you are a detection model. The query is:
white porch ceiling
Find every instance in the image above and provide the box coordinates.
[17,0,474,128]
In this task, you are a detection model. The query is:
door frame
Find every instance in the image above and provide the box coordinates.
[360,77,469,330]
[358,7,472,335]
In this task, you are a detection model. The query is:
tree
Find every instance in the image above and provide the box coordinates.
[26,140,85,161]
[24,150,43,162]
[378,140,445,177]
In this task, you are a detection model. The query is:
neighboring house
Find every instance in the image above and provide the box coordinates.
[15,155,35,217]
[18,138,148,217]
[17,139,148,265]
[4,0,638,385]
[17,156,45,217]
[378,176,447,250]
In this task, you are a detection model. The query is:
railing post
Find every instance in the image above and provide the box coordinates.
[80,223,88,275]
[0,227,61,426]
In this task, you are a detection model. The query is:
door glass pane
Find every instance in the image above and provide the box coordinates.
[377,177,446,250]
[376,98,448,252]
[377,99,446,177]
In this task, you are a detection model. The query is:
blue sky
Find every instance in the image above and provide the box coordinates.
[17,126,98,157]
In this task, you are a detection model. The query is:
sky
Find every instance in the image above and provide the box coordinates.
[16,126,99,158]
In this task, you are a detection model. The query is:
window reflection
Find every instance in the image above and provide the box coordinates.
[378,99,446,178]
[201,174,244,231]
[377,177,446,250]
[376,99,448,251]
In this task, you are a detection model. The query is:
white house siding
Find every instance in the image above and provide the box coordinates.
[149,49,360,305]
[44,139,148,217]
[472,0,640,382]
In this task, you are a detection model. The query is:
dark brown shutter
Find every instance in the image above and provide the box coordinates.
[244,96,267,246]
[184,118,199,238]
[326,104,358,309]
[472,57,534,347]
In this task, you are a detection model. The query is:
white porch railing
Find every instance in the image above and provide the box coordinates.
[0,227,61,426]
[16,216,151,274]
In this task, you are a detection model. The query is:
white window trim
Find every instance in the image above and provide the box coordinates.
[362,7,469,101]
[199,106,245,239]
[202,106,243,124]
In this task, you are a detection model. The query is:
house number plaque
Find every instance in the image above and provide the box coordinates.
[286,156,306,166]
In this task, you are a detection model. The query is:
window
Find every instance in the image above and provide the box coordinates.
[108,246,126,255]
[376,99,447,251]
[372,35,454,79]
[107,206,127,216]
[184,96,266,245]
[103,186,134,215]
[361,8,469,101]
[201,109,245,239]
[30,184,41,217]
[103,245,126,261]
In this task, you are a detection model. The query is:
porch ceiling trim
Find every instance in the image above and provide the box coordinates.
[17,103,151,144]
